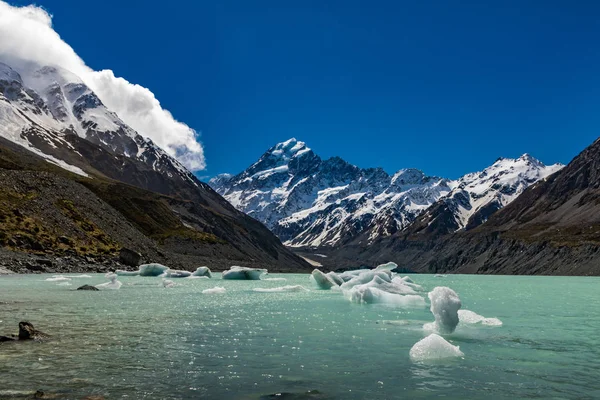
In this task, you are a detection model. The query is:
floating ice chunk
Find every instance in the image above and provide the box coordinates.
[222,266,267,280]
[337,269,370,282]
[409,334,464,361]
[188,276,210,279]
[311,269,337,289]
[427,287,461,334]
[202,286,226,294]
[162,279,176,288]
[192,266,212,278]
[458,310,503,326]
[375,262,398,271]
[347,286,425,307]
[139,263,169,277]
[163,269,192,278]
[340,270,392,291]
[263,277,287,281]
[116,270,140,276]
[96,273,122,290]
[434,274,447,278]
[327,272,344,286]
[253,285,309,293]
[392,276,422,291]
[46,276,71,282]
[65,274,93,278]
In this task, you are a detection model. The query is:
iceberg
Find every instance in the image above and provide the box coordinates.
[458,310,503,326]
[163,269,192,278]
[202,286,226,294]
[116,270,140,276]
[337,268,426,307]
[222,266,267,280]
[65,274,93,278]
[427,287,461,334]
[95,273,122,290]
[375,261,398,271]
[409,333,464,361]
[311,269,337,289]
[139,263,169,277]
[162,279,175,288]
[253,285,309,293]
[191,266,212,278]
[327,272,344,286]
[263,277,287,281]
[340,270,393,291]
[348,286,426,307]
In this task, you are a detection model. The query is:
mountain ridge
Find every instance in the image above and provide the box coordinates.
[0,60,310,272]
[210,138,562,249]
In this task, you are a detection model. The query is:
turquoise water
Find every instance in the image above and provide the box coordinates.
[1,273,600,399]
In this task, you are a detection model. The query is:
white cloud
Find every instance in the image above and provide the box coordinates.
[0,1,206,171]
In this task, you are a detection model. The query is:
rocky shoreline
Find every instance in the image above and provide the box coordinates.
[0,248,130,275]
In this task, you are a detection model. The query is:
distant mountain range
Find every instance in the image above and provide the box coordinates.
[210,138,562,248]
[331,136,600,276]
[0,60,309,272]
[2,58,599,276]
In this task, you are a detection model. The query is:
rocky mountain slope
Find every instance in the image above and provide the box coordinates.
[0,61,309,272]
[322,136,600,275]
[210,139,561,249]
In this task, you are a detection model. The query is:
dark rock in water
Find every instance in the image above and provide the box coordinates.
[0,322,50,342]
[18,321,50,340]
[77,284,99,291]
[260,390,330,400]
[32,390,60,399]
[119,247,141,267]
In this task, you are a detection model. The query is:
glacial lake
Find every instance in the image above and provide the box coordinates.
[1,273,599,399]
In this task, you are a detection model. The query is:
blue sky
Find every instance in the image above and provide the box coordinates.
[15,0,600,179]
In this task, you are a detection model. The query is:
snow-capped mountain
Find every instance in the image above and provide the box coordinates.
[210,139,563,248]
[0,60,310,271]
[210,139,452,247]
[0,61,195,189]
[391,154,564,239]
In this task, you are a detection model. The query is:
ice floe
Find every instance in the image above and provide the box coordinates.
[222,266,267,280]
[192,266,212,278]
[458,310,503,326]
[95,273,122,290]
[162,279,176,288]
[311,269,337,289]
[202,286,226,294]
[162,269,192,278]
[409,333,464,361]
[139,263,169,277]
[253,285,309,293]
[116,270,140,276]
[425,287,461,334]
[46,276,71,282]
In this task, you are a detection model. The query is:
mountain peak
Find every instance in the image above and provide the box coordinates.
[269,138,311,158]
[0,62,22,84]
